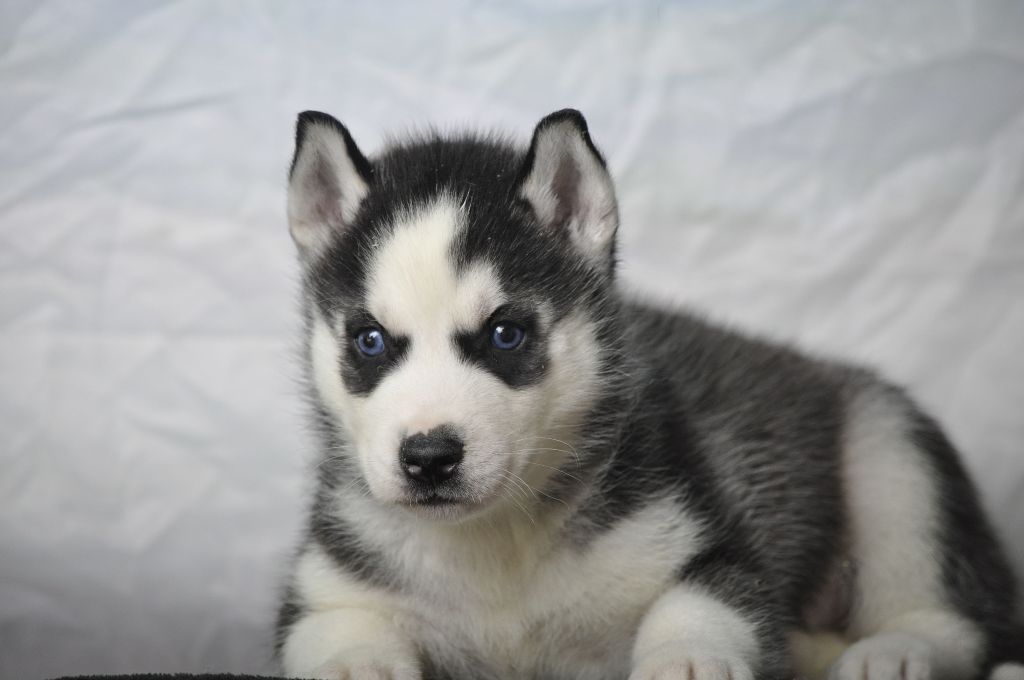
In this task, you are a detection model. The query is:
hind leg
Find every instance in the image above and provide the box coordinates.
[831,391,985,680]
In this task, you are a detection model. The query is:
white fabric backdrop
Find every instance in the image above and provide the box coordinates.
[1,1,1022,677]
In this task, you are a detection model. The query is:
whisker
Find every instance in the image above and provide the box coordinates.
[496,476,535,526]
[315,454,349,471]
[512,436,582,466]
[518,460,584,484]
[506,471,539,502]
[498,446,583,470]
[501,469,570,510]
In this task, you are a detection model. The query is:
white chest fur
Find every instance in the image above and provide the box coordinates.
[296,496,703,679]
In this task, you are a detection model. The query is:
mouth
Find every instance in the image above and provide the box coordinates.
[406,493,461,506]
[389,468,510,521]
[397,490,487,521]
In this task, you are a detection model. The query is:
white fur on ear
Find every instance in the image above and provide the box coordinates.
[519,109,618,265]
[287,111,372,256]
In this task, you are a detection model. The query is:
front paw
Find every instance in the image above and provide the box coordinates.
[307,646,420,680]
[631,649,755,680]
[828,632,931,680]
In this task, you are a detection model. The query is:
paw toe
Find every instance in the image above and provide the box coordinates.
[829,633,932,680]
[632,655,754,680]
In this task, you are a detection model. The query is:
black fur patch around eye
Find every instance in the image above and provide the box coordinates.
[338,311,410,395]
[454,306,547,388]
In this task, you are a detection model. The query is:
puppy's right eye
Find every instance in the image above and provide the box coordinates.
[355,328,386,357]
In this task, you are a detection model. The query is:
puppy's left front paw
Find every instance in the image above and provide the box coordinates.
[630,649,755,680]
[828,632,932,680]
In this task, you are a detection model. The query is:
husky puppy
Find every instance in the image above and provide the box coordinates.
[275,109,1023,680]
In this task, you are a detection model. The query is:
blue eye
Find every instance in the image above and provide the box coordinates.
[490,322,525,350]
[355,328,386,357]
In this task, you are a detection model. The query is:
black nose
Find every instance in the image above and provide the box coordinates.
[399,429,464,486]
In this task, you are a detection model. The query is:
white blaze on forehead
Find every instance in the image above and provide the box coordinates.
[367,196,503,336]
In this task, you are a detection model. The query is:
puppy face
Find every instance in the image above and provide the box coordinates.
[290,111,618,520]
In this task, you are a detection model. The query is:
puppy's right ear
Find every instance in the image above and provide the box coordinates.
[287,111,372,256]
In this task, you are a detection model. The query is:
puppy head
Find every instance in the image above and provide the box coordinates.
[289,110,619,520]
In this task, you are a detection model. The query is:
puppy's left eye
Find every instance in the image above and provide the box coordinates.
[490,322,525,350]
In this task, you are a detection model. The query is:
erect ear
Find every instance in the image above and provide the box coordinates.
[518,109,618,267]
[287,111,373,256]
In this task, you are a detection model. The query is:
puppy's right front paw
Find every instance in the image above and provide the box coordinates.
[306,647,420,680]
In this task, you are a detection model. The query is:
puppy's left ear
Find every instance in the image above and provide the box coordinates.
[518,109,618,267]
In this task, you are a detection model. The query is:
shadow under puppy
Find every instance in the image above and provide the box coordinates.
[276,109,1024,680]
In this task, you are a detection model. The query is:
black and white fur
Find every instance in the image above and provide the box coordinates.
[276,109,1024,680]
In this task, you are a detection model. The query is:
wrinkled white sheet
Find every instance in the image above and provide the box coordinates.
[1,1,1022,677]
